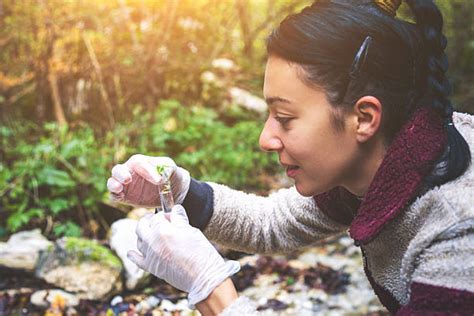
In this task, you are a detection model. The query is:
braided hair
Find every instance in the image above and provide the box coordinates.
[405,0,471,186]
[266,0,471,188]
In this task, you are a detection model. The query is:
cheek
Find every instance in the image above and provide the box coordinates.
[297,130,353,172]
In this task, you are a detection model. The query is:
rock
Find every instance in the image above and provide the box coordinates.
[30,289,79,307]
[200,71,218,84]
[211,58,236,71]
[110,295,123,306]
[0,229,52,271]
[109,218,150,290]
[65,307,77,316]
[135,300,150,313]
[160,299,177,312]
[35,237,122,300]
[228,87,267,114]
[127,208,152,220]
[145,295,161,308]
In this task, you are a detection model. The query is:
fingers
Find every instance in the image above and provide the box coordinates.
[148,211,167,227]
[169,205,190,226]
[126,155,162,185]
[107,177,123,194]
[127,250,145,269]
[111,164,132,184]
[107,164,131,195]
[137,237,146,254]
[136,212,168,240]
[135,213,154,240]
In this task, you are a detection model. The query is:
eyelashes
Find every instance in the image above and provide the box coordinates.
[274,116,293,128]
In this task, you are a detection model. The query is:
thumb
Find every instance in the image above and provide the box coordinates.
[169,205,190,226]
[127,250,145,269]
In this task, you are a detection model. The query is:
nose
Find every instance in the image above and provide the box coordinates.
[259,118,283,152]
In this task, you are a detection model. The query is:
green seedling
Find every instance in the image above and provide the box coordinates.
[155,165,174,214]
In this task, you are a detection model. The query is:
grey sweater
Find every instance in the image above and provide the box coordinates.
[184,112,474,315]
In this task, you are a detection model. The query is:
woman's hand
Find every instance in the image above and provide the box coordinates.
[107,154,191,207]
[127,205,240,306]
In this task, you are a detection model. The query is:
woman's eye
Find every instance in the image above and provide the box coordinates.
[275,116,293,127]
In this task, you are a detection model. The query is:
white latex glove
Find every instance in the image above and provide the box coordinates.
[107,154,191,207]
[127,205,240,305]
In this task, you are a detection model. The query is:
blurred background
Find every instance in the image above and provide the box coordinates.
[0,0,473,314]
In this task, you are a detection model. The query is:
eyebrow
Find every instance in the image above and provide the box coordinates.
[265,96,292,109]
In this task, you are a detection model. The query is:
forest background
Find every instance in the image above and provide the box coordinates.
[1,0,473,240]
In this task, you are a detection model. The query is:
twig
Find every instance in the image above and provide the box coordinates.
[44,215,54,237]
[82,32,115,128]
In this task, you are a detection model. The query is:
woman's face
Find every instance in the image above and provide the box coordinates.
[260,56,361,196]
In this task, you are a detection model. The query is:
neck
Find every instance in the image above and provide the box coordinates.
[343,137,386,197]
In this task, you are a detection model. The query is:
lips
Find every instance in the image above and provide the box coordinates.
[285,165,300,178]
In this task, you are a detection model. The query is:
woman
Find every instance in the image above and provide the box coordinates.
[107,0,474,314]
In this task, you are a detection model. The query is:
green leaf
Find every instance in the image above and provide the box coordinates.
[0,226,7,239]
[37,167,75,188]
[286,277,296,286]
[0,126,12,137]
[7,211,30,232]
[49,199,69,215]
[25,208,45,219]
[34,143,55,155]
[61,139,81,159]
[53,221,82,237]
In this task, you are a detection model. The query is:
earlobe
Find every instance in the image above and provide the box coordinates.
[354,96,382,143]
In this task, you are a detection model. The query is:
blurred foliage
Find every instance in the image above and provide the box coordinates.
[0,1,473,237]
[0,0,310,125]
[0,100,278,237]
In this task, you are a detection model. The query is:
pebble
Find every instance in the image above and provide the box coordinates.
[160,299,177,312]
[146,295,161,308]
[110,295,123,306]
[30,289,80,307]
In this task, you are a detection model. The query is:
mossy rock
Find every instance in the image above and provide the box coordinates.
[62,237,122,270]
[35,237,123,300]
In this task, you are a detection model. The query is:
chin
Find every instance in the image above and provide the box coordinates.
[295,183,318,197]
[295,181,330,197]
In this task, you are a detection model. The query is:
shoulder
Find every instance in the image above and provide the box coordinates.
[410,111,474,223]
[453,111,474,141]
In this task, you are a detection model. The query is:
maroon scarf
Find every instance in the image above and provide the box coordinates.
[314,106,447,244]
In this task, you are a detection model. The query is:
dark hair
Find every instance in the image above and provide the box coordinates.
[266,0,471,187]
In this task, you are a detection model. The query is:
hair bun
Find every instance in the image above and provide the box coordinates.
[374,0,402,17]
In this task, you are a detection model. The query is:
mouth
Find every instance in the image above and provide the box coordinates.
[284,164,300,178]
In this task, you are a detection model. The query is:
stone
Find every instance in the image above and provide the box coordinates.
[160,299,177,312]
[211,58,236,71]
[30,289,79,307]
[135,300,150,313]
[110,295,123,306]
[35,237,123,300]
[109,218,150,290]
[200,71,218,84]
[145,295,161,308]
[127,208,152,220]
[0,229,52,271]
[228,87,267,114]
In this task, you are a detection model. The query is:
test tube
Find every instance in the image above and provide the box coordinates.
[157,166,174,215]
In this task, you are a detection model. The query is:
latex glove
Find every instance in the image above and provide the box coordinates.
[107,155,190,207]
[127,205,240,305]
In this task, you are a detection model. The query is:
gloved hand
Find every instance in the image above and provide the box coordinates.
[107,155,191,207]
[127,205,240,305]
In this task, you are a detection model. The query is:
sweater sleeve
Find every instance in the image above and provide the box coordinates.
[201,182,348,254]
[219,296,259,316]
[398,223,474,315]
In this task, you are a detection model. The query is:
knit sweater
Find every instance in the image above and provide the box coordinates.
[182,112,474,315]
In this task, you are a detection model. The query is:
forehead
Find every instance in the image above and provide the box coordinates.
[263,56,326,107]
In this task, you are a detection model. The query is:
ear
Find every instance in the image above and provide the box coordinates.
[353,96,382,143]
